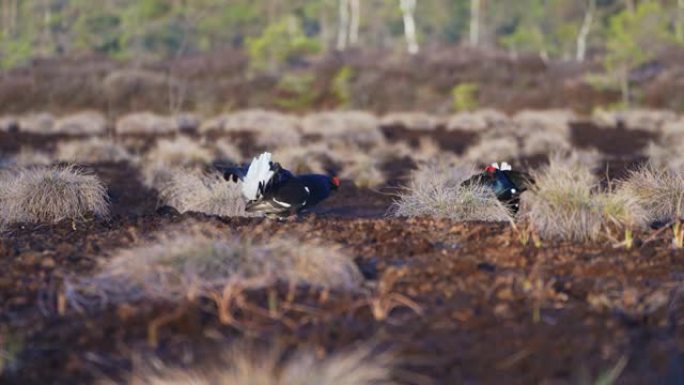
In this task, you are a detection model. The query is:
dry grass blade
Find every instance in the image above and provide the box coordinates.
[0,165,109,227]
[390,160,513,222]
[66,235,364,308]
[521,154,645,242]
[618,164,684,224]
[105,344,397,385]
[57,138,132,163]
[159,171,251,217]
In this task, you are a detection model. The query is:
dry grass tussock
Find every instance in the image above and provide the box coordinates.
[141,136,213,189]
[213,139,244,163]
[618,164,684,224]
[462,136,520,165]
[380,112,442,131]
[66,234,364,307]
[201,109,301,148]
[339,154,386,188]
[0,148,51,167]
[445,109,509,132]
[115,112,178,135]
[159,171,251,217]
[390,160,512,222]
[57,138,132,163]
[273,142,329,174]
[521,129,572,156]
[0,116,18,131]
[521,155,646,242]
[53,111,107,135]
[592,109,678,132]
[512,109,575,136]
[104,344,397,385]
[647,119,684,170]
[0,165,109,227]
[17,113,55,134]
[301,111,384,147]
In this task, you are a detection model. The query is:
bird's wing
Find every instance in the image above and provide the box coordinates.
[501,170,535,192]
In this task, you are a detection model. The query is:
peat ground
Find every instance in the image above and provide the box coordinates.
[1,123,683,385]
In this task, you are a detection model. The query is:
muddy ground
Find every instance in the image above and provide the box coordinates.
[1,124,684,385]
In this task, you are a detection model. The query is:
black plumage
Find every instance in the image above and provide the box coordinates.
[214,158,339,217]
[462,164,535,213]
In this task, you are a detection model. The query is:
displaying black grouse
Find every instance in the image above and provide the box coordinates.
[215,152,340,217]
[462,162,535,213]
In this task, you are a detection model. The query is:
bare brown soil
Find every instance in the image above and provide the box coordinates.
[2,126,683,385]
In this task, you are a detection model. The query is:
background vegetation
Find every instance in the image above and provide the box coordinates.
[1,0,683,112]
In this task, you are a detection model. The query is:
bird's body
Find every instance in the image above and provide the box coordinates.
[462,162,534,213]
[215,152,339,217]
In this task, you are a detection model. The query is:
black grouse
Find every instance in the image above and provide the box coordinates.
[462,162,535,213]
[215,152,339,217]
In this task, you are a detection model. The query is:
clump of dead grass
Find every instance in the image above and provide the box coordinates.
[380,112,441,131]
[115,112,178,135]
[159,171,251,217]
[57,138,132,163]
[462,136,520,165]
[0,165,109,227]
[54,111,107,135]
[273,143,330,175]
[445,109,509,132]
[521,130,572,156]
[141,136,213,189]
[521,155,646,242]
[66,234,364,307]
[301,111,384,147]
[593,108,678,132]
[104,343,397,385]
[390,160,513,222]
[513,109,575,136]
[618,164,684,224]
[17,113,55,134]
[201,109,302,148]
[0,148,52,167]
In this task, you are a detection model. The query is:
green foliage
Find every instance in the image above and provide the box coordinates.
[451,83,479,112]
[246,15,321,73]
[0,0,682,73]
[0,37,33,69]
[73,10,122,54]
[332,66,353,107]
[604,1,675,105]
[605,1,671,73]
[275,72,318,111]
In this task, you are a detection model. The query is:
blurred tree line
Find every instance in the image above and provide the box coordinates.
[0,0,683,104]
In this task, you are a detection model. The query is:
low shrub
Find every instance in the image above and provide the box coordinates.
[390,160,512,222]
[0,165,109,227]
[66,235,364,307]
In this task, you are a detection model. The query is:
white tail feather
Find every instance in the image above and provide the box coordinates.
[490,161,512,171]
[242,152,275,201]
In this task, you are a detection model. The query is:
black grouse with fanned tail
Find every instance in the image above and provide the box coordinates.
[214,152,340,217]
[462,162,535,213]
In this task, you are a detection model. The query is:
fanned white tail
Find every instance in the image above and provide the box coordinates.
[242,152,275,201]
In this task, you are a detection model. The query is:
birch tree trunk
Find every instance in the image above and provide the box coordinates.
[337,0,350,50]
[349,0,360,46]
[399,0,419,54]
[470,0,480,46]
[576,0,595,62]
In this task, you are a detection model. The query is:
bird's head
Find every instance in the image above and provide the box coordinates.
[485,161,511,174]
[330,176,341,190]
